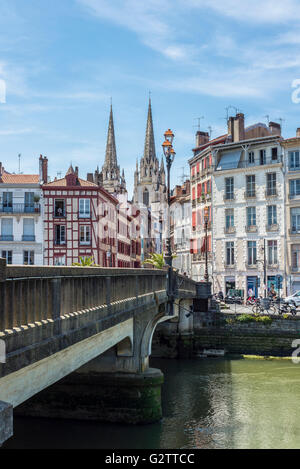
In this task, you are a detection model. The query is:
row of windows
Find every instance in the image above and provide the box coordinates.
[224,173,277,199]
[2,250,34,265]
[0,218,35,241]
[54,199,91,218]
[224,205,278,229]
[55,225,91,245]
[225,240,278,266]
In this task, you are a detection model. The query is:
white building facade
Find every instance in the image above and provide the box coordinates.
[0,157,46,265]
[212,133,286,298]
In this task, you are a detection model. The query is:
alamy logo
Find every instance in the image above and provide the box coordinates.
[0,339,6,363]
[292,339,300,364]
[292,79,300,104]
[0,78,6,104]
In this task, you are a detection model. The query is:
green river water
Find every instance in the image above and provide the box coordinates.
[4,358,300,449]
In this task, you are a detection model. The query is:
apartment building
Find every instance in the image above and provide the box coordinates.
[170,180,192,276]
[212,115,285,297]
[282,129,300,294]
[42,165,118,266]
[0,156,46,265]
[189,131,227,281]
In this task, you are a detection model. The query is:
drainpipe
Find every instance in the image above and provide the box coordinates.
[283,146,288,296]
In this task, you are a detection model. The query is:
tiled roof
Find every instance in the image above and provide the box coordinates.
[0,172,39,184]
[43,177,98,188]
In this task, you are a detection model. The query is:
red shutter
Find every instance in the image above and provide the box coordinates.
[196,162,200,173]
[197,183,201,198]
[192,166,195,176]
[194,239,197,253]
[192,187,196,200]
[192,212,196,227]
[209,154,212,167]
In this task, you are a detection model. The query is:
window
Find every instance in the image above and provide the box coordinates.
[248,151,255,164]
[2,250,12,264]
[266,173,276,196]
[267,206,277,226]
[54,255,66,266]
[292,245,300,270]
[260,149,266,165]
[225,209,234,229]
[271,147,278,160]
[290,179,300,198]
[143,189,149,207]
[248,241,257,265]
[246,175,256,197]
[55,225,66,245]
[268,240,278,265]
[80,225,91,245]
[289,151,300,171]
[291,208,300,233]
[2,192,12,212]
[23,218,35,241]
[24,250,34,265]
[24,193,34,212]
[1,218,13,241]
[79,199,90,218]
[225,177,234,200]
[54,199,65,217]
[247,207,256,226]
[226,241,234,265]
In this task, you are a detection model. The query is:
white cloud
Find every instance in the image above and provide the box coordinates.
[77,0,195,62]
[0,128,34,136]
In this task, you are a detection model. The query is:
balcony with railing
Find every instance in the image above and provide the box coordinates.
[22,235,36,242]
[245,225,258,233]
[0,203,41,214]
[266,223,279,232]
[244,191,256,199]
[265,187,277,198]
[0,235,14,241]
[224,226,236,234]
[216,155,282,172]
[289,227,300,235]
[223,193,235,202]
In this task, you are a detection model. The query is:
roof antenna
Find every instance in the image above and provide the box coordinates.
[208,126,213,139]
[277,117,285,129]
[178,167,189,184]
[264,115,270,125]
[18,154,21,174]
[193,116,204,132]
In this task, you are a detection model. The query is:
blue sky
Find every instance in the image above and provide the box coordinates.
[1,0,300,196]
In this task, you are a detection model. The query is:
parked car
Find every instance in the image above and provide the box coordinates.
[284,291,300,307]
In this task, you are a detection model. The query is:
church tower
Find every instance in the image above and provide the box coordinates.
[133,98,166,207]
[90,104,127,195]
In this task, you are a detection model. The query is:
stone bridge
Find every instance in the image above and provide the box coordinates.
[0,261,210,446]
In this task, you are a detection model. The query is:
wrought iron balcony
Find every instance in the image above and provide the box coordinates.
[0,235,14,241]
[0,204,41,214]
[265,188,277,198]
[224,226,236,234]
[245,225,258,233]
[244,191,256,199]
[223,194,235,202]
[22,235,36,242]
[266,223,279,232]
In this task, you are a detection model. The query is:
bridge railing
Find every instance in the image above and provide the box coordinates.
[0,265,167,331]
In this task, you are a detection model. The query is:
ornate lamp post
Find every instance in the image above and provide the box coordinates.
[204,206,209,283]
[162,130,175,312]
[162,129,175,269]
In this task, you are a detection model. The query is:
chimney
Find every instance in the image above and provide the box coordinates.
[75,166,79,177]
[269,122,281,136]
[0,162,2,176]
[233,113,245,142]
[87,173,94,183]
[42,156,48,184]
[39,155,43,183]
[296,128,300,138]
[227,116,234,140]
[196,131,209,147]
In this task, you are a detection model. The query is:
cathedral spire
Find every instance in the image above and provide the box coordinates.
[143,98,156,163]
[104,104,118,169]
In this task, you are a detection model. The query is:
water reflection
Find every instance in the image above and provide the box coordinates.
[3,358,300,449]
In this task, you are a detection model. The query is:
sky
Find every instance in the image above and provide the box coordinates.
[1,0,300,196]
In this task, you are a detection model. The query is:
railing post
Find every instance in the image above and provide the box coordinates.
[106,277,111,312]
[51,278,61,319]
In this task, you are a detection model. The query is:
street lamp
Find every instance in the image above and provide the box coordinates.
[204,206,209,283]
[162,129,175,313]
[162,129,175,269]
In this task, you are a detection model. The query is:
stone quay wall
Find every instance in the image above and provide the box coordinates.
[152,312,300,358]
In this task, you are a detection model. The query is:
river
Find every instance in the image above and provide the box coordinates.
[3,358,300,449]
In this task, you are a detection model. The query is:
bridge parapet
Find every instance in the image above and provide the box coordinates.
[0,266,167,332]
